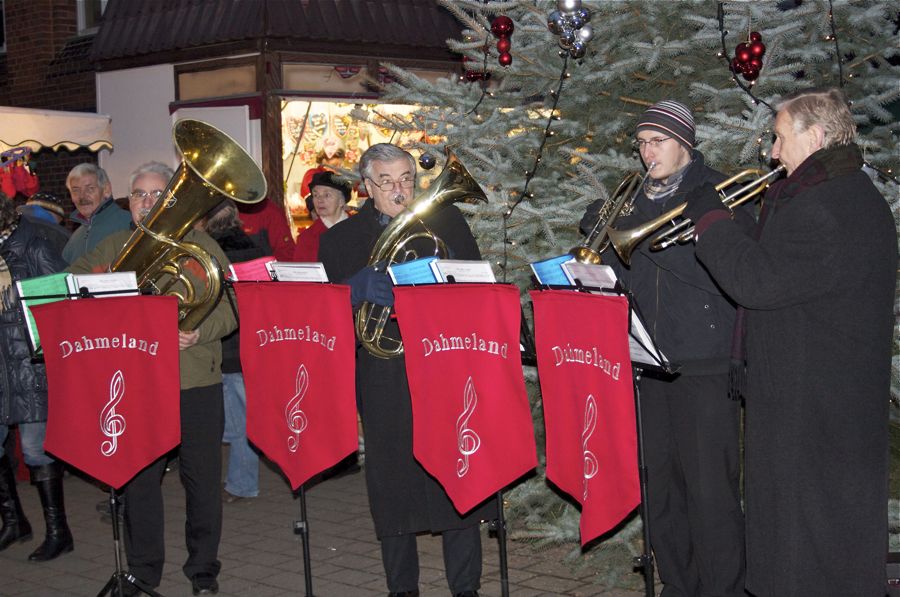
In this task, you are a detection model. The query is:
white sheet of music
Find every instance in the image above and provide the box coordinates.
[69,272,140,297]
[431,260,497,283]
[562,262,669,370]
[270,262,329,282]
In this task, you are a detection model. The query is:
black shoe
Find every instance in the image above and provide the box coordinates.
[191,573,219,595]
[454,592,479,597]
[27,463,73,562]
[387,592,419,597]
[0,454,32,551]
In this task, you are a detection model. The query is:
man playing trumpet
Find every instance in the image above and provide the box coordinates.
[579,100,748,596]
[684,86,897,596]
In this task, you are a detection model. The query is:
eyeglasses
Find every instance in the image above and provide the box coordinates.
[633,137,672,149]
[367,177,415,192]
[129,189,165,201]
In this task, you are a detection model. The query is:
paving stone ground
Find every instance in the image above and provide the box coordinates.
[1,451,651,596]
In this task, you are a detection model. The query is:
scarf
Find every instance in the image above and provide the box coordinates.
[643,160,690,202]
[729,143,864,400]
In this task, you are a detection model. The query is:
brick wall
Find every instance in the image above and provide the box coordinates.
[3,0,99,204]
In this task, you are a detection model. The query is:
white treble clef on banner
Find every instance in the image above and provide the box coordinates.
[100,370,126,457]
[582,394,599,500]
[285,364,309,453]
[456,376,481,478]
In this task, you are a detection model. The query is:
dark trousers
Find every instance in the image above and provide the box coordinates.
[640,374,745,597]
[123,384,224,587]
[381,525,482,594]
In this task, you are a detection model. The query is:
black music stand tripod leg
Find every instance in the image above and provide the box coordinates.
[96,488,161,597]
[292,484,314,596]
[631,367,655,597]
[487,490,510,597]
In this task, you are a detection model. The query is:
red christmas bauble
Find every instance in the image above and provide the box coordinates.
[743,67,760,81]
[491,16,514,38]
[498,52,513,66]
[497,37,511,53]
[465,70,480,82]
[730,57,743,73]
[750,40,766,57]
[749,57,763,70]
[749,31,762,43]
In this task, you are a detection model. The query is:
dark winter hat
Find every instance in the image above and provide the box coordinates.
[26,192,67,219]
[309,171,351,202]
[635,100,696,150]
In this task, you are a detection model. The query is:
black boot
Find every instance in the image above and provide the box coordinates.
[0,454,32,551]
[27,462,73,561]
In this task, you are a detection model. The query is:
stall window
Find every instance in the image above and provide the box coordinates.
[78,0,106,35]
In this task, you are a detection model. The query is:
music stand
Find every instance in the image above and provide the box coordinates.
[551,279,671,597]
[21,286,164,597]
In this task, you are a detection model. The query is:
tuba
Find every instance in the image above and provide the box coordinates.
[569,164,656,264]
[111,119,267,330]
[355,150,488,359]
[607,166,785,265]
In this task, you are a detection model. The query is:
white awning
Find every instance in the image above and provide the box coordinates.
[0,106,113,152]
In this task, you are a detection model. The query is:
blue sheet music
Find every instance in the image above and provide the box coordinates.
[387,256,439,285]
[530,254,575,286]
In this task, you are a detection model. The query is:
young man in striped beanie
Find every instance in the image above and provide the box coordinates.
[579,99,749,596]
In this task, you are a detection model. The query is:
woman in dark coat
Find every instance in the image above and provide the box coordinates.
[686,87,898,596]
[0,194,72,561]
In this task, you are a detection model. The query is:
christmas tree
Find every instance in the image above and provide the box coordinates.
[352,0,900,585]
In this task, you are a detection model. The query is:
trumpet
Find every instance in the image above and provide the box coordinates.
[570,163,655,265]
[607,166,785,265]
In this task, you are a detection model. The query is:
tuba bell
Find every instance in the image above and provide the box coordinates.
[110,119,267,330]
[355,149,488,359]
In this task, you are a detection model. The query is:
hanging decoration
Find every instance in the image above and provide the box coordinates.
[418,153,436,170]
[730,30,767,82]
[716,2,773,112]
[547,0,593,60]
[491,15,515,67]
[0,147,40,198]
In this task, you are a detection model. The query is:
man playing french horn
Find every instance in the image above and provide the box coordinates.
[579,101,748,596]
[318,143,492,597]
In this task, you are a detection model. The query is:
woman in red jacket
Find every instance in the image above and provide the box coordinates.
[292,171,353,262]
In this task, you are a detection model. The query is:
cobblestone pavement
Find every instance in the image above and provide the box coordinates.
[1,452,650,596]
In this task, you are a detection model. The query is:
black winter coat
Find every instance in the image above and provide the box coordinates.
[580,152,748,375]
[319,199,498,537]
[0,219,67,424]
[694,144,897,596]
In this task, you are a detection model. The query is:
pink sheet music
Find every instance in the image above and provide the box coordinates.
[228,257,276,282]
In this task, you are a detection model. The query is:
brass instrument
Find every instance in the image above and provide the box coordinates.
[607,166,785,265]
[355,150,488,359]
[111,119,267,330]
[570,163,656,264]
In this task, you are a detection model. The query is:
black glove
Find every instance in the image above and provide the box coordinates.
[347,265,394,308]
[683,182,728,225]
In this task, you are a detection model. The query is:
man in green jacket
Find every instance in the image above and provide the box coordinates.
[62,163,132,264]
[68,161,235,596]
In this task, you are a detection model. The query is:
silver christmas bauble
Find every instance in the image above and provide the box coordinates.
[570,41,587,59]
[547,10,563,34]
[557,0,581,13]
[576,24,593,43]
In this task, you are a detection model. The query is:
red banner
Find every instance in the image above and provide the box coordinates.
[233,282,357,490]
[32,296,181,489]
[531,290,639,544]
[394,284,536,514]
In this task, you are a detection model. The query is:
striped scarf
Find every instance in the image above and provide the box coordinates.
[643,161,690,203]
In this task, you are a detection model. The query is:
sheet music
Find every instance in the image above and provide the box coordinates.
[530,254,575,285]
[16,272,71,354]
[270,262,329,282]
[387,256,439,285]
[68,272,139,297]
[229,256,277,281]
[562,262,618,290]
[431,260,497,283]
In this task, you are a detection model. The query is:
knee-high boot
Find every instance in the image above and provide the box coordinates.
[0,454,32,551]
[27,462,73,561]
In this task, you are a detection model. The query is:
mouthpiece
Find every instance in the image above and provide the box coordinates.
[647,162,656,171]
[391,193,404,205]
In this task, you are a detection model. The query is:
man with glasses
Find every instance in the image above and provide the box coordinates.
[579,100,748,596]
[69,161,235,595]
[319,144,491,597]
[61,163,132,263]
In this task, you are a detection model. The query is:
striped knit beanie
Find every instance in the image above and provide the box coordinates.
[636,100,696,150]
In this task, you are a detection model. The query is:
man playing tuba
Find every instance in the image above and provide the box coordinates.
[68,161,235,596]
[318,143,492,597]
[579,101,750,596]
